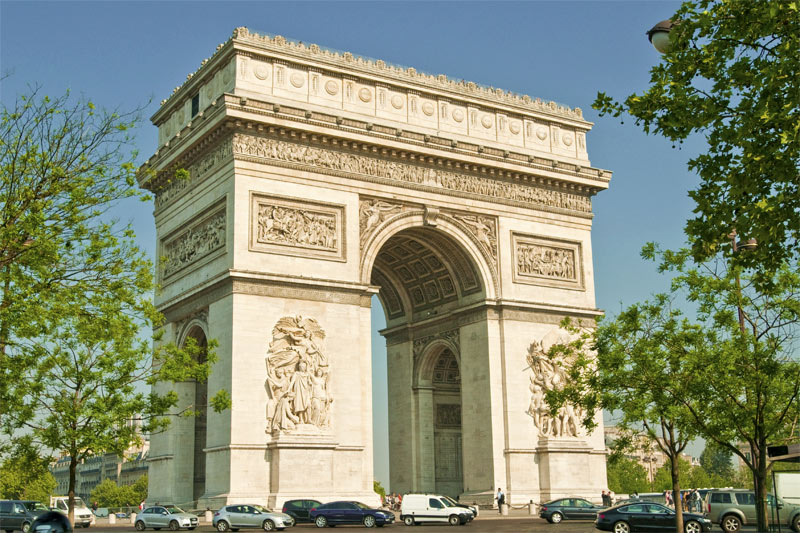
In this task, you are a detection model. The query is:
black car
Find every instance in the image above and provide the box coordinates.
[281,500,321,524]
[540,497,605,523]
[309,501,394,528]
[595,502,712,533]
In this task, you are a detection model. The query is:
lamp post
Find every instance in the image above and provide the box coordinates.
[729,229,757,335]
[646,19,676,53]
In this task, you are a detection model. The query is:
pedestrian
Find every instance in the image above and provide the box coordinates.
[496,488,505,513]
[602,490,610,507]
[139,500,145,511]
[609,490,615,505]
[665,490,673,507]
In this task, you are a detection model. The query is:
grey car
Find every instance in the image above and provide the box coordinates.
[0,500,50,533]
[212,505,294,532]
[134,506,198,531]
[706,489,800,531]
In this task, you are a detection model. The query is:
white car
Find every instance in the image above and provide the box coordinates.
[399,494,472,526]
[135,506,198,531]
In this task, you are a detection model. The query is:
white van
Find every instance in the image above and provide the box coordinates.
[400,494,471,526]
[50,496,94,528]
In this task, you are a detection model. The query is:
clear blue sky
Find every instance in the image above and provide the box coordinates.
[1,0,701,490]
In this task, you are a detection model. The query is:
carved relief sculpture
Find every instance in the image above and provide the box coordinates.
[266,316,332,434]
[452,213,498,261]
[525,340,582,438]
[512,233,584,290]
[359,198,403,248]
[234,134,593,214]
[162,208,226,279]
[250,193,345,261]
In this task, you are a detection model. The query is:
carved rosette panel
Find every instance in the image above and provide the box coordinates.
[265,316,332,434]
[525,340,583,438]
[450,213,498,264]
[161,205,226,280]
[512,232,584,290]
[250,193,345,261]
[232,133,593,214]
[359,198,406,249]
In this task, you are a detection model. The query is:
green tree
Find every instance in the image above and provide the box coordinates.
[90,479,124,508]
[700,442,734,480]
[131,474,148,504]
[546,295,702,531]
[0,88,230,523]
[607,456,650,495]
[653,457,692,492]
[0,442,56,503]
[594,0,800,282]
[373,480,386,502]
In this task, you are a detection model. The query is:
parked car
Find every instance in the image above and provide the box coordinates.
[50,497,93,528]
[213,504,294,532]
[705,488,800,531]
[281,500,321,524]
[399,494,471,526]
[0,500,50,533]
[595,502,711,533]
[309,501,394,528]
[134,505,198,531]
[539,497,604,523]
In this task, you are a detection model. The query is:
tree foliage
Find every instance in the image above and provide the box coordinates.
[607,456,650,495]
[594,0,800,281]
[0,88,230,522]
[90,475,147,508]
[699,441,734,480]
[0,441,56,503]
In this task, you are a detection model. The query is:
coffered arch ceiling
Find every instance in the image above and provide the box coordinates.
[370,227,483,322]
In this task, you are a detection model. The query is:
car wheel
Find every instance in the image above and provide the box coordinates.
[21,523,31,533]
[363,515,376,528]
[403,516,414,526]
[722,515,741,532]
[550,512,564,524]
[262,520,275,531]
[169,521,180,531]
[448,515,461,526]
[216,523,229,533]
[685,520,702,533]
[135,522,146,532]
[315,516,327,528]
[613,521,630,533]
[793,514,800,532]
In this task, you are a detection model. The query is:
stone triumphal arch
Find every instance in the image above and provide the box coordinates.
[140,28,611,509]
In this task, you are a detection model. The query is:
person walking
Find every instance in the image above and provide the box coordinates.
[496,488,505,514]
[602,490,610,507]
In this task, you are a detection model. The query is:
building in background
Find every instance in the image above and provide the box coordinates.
[604,426,698,484]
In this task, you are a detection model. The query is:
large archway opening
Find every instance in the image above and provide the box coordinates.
[367,223,489,499]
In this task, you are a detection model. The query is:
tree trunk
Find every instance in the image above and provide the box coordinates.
[672,456,684,533]
[68,456,77,525]
[753,442,769,532]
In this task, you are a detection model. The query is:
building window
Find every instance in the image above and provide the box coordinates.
[191,94,200,117]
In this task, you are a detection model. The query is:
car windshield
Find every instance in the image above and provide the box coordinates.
[353,502,372,510]
[165,506,185,514]
[24,502,49,512]
[253,505,270,513]
[73,498,87,508]
[442,496,458,507]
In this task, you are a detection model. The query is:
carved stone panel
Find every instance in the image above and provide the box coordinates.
[435,404,462,428]
[250,193,345,262]
[525,340,583,438]
[451,212,498,263]
[265,316,332,434]
[512,232,584,290]
[161,202,226,281]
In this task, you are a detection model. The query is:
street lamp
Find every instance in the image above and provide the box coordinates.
[646,19,675,54]
[729,229,757,334]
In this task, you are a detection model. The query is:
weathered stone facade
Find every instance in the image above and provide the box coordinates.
[140,28,610,509]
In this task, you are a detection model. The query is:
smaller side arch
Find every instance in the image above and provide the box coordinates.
[414,338,460,388]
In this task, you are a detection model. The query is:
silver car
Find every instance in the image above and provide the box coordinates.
[213,505,294,532]
[135,506,198,531]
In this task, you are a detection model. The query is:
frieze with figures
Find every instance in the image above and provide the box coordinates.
[265,316,332,434]
[250,193,345,261]
[512,233,584,290]
[154,141,233,210]
[436,404,462,428]
[233,134,592,214]
[451,213,498,262]
[525,340,583,438]
[162,208,226,279]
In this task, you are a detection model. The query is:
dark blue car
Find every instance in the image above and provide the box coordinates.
[309,501,394,528]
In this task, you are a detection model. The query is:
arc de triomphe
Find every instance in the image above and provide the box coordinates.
[140,27,610,509]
